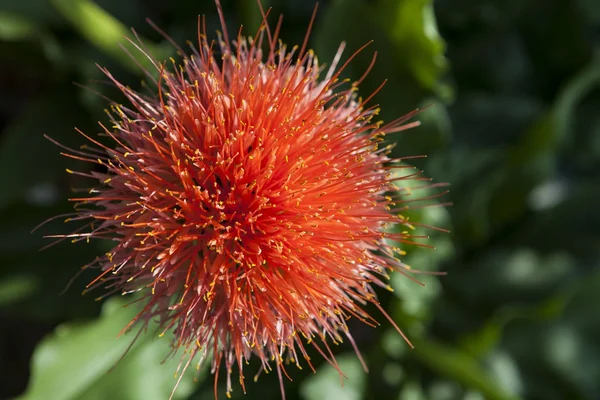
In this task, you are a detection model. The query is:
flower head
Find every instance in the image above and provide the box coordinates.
[52,1,445,398]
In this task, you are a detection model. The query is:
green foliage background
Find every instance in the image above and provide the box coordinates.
[1,0,599,399]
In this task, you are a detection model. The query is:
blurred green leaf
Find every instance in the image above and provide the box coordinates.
[0,12,38,41]
[546,277,600,399]
[410,336,519,400]
[516,179,600,257]
[300,353,366,400]
[483,112,555,228]
[0,274,38,307]
[459,273,575,358]
[486,351,523,399]
[563,271,600,334]
[543,324,600,399]
[501,271,600,400]
[460,249,574,305]
[19,296,201,400]
[399,380,427,400]
[313,0,449,157]
[50,0,166,74]
[487,58,600,230]
[556,57,600,148]
[387,169,453,319]
[511,57,600,167]
[377,0,448,92]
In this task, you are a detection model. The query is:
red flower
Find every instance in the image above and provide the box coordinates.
[50,1,446,398]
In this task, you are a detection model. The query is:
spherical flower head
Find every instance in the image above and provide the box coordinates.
[52,1,446,398]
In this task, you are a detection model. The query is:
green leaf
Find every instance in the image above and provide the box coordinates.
[398,380,427,400]
[387,170,453,319]
[486,351,524,399]
[0,12,38,41]
[445,249,574,321]
[444,59,600,248]
[487,58,600,229]
[542,324,600,399]
[410,337,520,400]
[19,296,202,400]
[500,270,600,399]
[377,0,448,92]
[458,279,575,358]
[515,179,600,258]
[313,0,450,156]
[50,0,167,74]
[0,274,38,307]
[300,353,366,400]
[563,271,600,334]
[555,57,600,148]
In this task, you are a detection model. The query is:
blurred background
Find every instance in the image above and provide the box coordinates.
[1,0,599,399]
